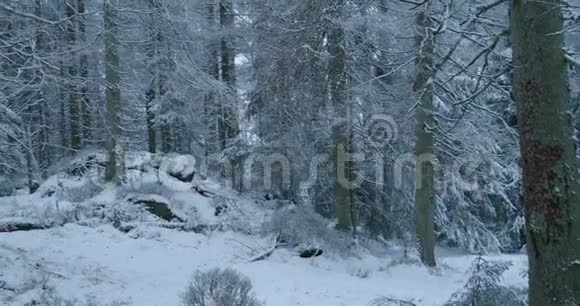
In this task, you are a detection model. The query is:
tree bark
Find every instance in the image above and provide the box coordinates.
[78,0,91,145]
[218,0,240,185]
[329,1,354,232]
[146,87,157,153]
[59,60,68,153]
[66,1,81,150]
[414,3,436,267]
[34,0,50,173]
[104,0,122,182]
[145,0,158,154]
[511,0,580,304]
[205,0,219,159]
[219,0,239,151]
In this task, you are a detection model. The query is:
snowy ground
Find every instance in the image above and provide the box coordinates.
[0,153,528,306]
[0,224,527,306]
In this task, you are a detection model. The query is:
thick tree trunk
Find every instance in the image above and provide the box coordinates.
[219,0,239,150]
[414,4,436,267]
[218,0,240,185]
[161,124,171,153]
[146,88,156,153]
[59,60,68,153]
[26,135,36,194]
[145,0,158,154]
[511,0,580,304]
[205,0,218,156]
[34,0,50,173]
[329,3,353,232]
[219,0,236,90]
[78,0,91,145]
[104,0,122,182]
[155,5,173,154]
[66,1,81,150]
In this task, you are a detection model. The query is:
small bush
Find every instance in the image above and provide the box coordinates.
[349,267,372,279]
[62,180,104,203]
[182,268,263,306]
[23,286,129,306]
[444,256,526,306]
[264,204,352,255]
[369,296,416,306]
[0,176,15,196]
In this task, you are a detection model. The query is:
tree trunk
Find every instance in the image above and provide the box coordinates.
[511,0,580,304]
[161,124,171,153]
[104,0,122,182]
[219,0,239,150]
[78,0,91,145]
[413,3,436,267]
[34,0,50,173]
[146,87,157,153]
[66,1,81,150]
[145,0,158,154]
[59,60,68,153]
[156,5,172,154]
[329,2,353,232]
[220,0,236,90]
[218,0,240,183]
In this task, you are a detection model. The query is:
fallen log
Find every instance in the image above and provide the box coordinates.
[116,221,220,235]
[248,246,276,263]
[0,219,45,233]
[192,186,217,198]
[247,235,284,263]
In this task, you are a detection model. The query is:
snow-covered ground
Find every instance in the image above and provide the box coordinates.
[0,224,527,306]
[0,153,528,305]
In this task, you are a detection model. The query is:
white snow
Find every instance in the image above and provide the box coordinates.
[0,159,528,306]
[0,222,528,305]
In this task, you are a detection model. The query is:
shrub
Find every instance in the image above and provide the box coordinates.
[444,256,526,306]
[369,296,416,306]
[0,176,14,196]
[23,286,129,306]
[264,204,352,255]
[182,268,263,306]
[62,179,104,203]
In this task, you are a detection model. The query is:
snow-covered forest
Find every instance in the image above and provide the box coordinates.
[0,0,579,305]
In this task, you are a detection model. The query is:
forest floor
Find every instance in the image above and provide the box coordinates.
[0,152,528,306]
[0,225,527,306]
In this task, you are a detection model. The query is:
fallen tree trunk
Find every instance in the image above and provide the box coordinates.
[0,220,45,233]
[192,186,217,198]
[116,221,220,235]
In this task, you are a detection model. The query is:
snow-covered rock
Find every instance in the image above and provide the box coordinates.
[165,154,196,183]
[127,194,184,222]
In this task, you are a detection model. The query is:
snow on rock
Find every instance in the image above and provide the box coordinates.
[163,154,196,183]
[126,194,184,223]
